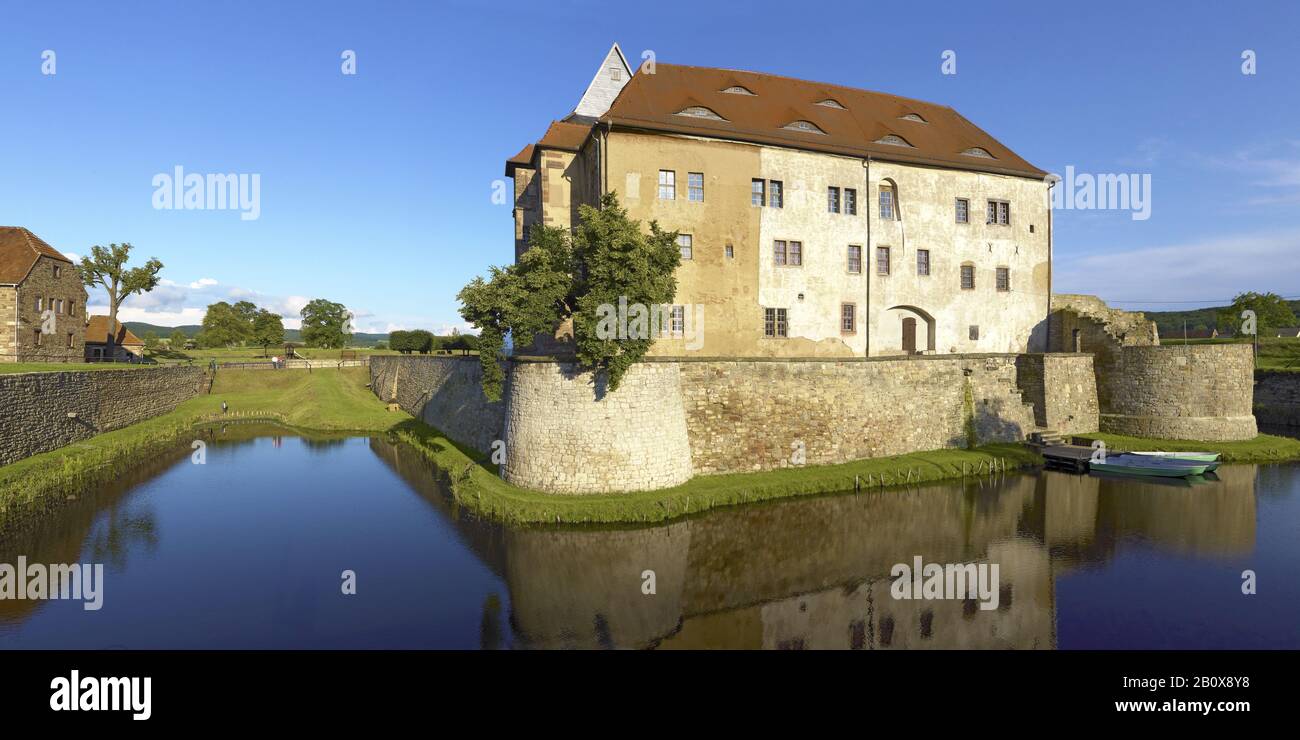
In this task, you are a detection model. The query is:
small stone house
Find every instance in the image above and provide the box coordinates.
[0,226,88,363]
[84,316,145,361]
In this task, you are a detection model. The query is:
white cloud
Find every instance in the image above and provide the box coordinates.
[189,277,218,289]
[1056,228,1300,307]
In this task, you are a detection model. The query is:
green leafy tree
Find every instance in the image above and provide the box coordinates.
[251,309,285,353]
[77,243,164,359]
[200,301,249,347]
[300,299,352,348]
[458,192,678,399]
[169,328,186,347]
[459,220,577,399]
[571,195,680,390]
[409,329,434,354]
[1218,292,1298,336]
[373,340,387,350]
[143,331,160,354]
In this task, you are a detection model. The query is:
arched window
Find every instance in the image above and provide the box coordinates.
[878,179,900,221]
[961,147,995,158]
[899,113,927,123]
[816,98,846,109]
[721,85,755,95]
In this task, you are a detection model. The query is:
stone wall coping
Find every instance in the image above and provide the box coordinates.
[0,365,201,378]
[505,352,1094,365]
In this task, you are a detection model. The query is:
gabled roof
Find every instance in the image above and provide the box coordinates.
[599,64,1047,179]
[84,315,143,346]
[504,121,594,177]
[572,42,633,119]
[0,226,74,284]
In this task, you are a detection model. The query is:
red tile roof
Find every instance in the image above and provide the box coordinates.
[599,64,1047,179]
[84,315,143,346]
[0,226,74,284]
[504,121,594,177]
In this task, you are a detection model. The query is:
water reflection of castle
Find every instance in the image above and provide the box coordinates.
[372,441,1257,650]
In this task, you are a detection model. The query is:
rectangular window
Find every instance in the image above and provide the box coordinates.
[987,199,1009,225]
[658,170,675,200]
[35,296,43,312]
[68,301,75,317]
[876,246,891,276]
[879,187,894,220]
[961,264,975,290]
[678,233,693,260]
[54,265,62,278]
[845,188,857,215]
[764,307,788,338]
[996,267,1010,292]
[955,198,969,223]
[34,329,41,346]
[751,178,765,206]
[788,241,802,267]
[725,245,734,259]
[841,303,856,333]
[688,172,704,202]
[969,325,980,341]
[828,186,840,214]
[67,333,74,348]
[773,239,787,266]
[670,305,685,335]
[847,245,862,274]
[917,249,931,276]
[56,299,63,314]
[770,180,783,208]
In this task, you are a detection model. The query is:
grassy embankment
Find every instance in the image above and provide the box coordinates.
[1073,432,1300,463]
[0,366,1039,527]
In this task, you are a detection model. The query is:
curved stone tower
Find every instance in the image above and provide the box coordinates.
[502,360,693,493]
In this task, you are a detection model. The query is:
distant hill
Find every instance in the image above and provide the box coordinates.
[122,322,391,346]
[1143,300,1300,337]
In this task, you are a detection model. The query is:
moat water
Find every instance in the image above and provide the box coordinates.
[2,424,1298,649]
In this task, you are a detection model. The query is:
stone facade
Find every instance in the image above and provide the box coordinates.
[368,355,503,455]
[1254,371,1300,427]
[0,366,203,466]
[678,355,1038,474]
[2,255,88,363]
[1014,353,1099,436]
[502,360,694,493]
[374,353,1094,494]
[1096,345,1257,440]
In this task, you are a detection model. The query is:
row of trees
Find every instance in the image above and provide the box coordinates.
[196,298,353,350]
[388,329,478,354]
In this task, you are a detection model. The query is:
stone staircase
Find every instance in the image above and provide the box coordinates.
[1028,429,1066,447]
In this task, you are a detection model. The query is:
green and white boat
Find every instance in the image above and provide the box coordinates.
[1089,454,1214,478]
[1127,451,1221,463]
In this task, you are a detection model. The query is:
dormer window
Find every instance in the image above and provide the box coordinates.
[783,120,825,134]
[721,85,755,95]
[816,99,846,109]
[676,106,727,121]
[961,147,995,158]
[874,134,913,147]
[899,113,927,123]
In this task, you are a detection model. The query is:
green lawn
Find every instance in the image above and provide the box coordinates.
[1074,432,1300,463]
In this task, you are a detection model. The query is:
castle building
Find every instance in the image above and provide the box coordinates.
[505,44,1053,357]
[0,227,88,363]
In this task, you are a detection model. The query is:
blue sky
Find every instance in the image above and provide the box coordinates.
[2,0,1297,332]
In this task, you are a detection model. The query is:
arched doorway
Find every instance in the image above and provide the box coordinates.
[887,305,936,353]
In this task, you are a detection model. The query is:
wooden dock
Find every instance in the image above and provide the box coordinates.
[1040,444,1106,473]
